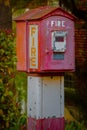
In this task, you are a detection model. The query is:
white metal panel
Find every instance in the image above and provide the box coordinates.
[42,76,64,118]
[27,76,64,119]
[27,76,42,119]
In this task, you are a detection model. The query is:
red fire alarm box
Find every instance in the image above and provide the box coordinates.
[14,6,76,73]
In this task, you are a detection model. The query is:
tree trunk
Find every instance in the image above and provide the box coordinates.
[0,1,12,30]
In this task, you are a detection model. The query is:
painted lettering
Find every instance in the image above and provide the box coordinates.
[31,57,36,66]
[62,21,65,27]
[32,37,35,46]
[29,25,38,69]
[31,47,36,56]
[51,21,55,27]
[50,20,65,27]
[57,21,61,27]
[31,27,36,36]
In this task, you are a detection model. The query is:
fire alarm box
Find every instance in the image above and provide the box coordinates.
[52,31,67,52]
[14,6,76,73]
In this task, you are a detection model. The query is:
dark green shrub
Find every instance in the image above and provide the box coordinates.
[0,30,26,129]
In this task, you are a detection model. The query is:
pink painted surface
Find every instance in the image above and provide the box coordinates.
[28,117,64,130]
[15,6,75,73]
[40,16,75,72]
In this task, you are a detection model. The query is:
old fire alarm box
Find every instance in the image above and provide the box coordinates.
[15,6,76,73]
[52,31,67,52]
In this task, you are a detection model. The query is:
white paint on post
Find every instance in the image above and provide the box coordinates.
[27,76,42,119]
[42,76,64,118]
[27,76,64,119]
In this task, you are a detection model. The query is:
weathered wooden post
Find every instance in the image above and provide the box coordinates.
[15,6,75,130]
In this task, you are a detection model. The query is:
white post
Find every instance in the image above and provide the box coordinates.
[27,75,64,130]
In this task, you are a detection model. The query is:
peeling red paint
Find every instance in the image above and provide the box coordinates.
[28,117,64,130]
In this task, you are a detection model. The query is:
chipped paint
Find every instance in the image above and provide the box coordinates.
[27,76,64,129]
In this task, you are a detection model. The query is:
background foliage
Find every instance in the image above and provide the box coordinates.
[0,30,26,129]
